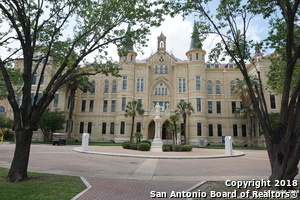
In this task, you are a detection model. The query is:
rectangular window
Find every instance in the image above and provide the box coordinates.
[136,78,144,92]
[214,64,220,68]
[120,121,125,135]
[81,100,86,112]
[137,99,142,104]
[242,124,247,137]
[122,76,127,90]
[136,122,141,133]
[196,76,201,91]
[89,100,94,112]
[217,124,222,137]
[270,94,276,109]
[110,122,115,135]
[102,122,106,134]
[233,124,238,137]
[197,123,202,136]
[232,102,236,114]
[196,98,201,112]
[79,122,84,134]
[208,101,212,113]
[112,81,117,93]
[206,64,211,68]
[179,78,186,93]
[32,72,37,85]
[196,53,199,60]
[53,94,59,108]
[180,123,185,136]
[216,101,221,114]
[87,122,92,134]
[111,100,116,112]
[121,97,126,111]
[103,100,108,112]
[208,124,213,137]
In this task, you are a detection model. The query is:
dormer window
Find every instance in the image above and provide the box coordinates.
[196,53,199,60]
[206,64,211,68]
[189,54,192,61]
[214,64,220,69]
[229,64,234,69]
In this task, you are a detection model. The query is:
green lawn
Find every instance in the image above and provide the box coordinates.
[196,145,267,150]
[0,168,86,200]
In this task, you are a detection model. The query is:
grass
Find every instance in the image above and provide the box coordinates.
[0,168,86,200]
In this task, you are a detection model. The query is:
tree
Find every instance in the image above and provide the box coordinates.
[0,0,166,182]
[233,76,259,146]
[65,70,94,142]
[168,0,300,187]
[38,109,65,142]
[167,115,181,145]
[175,102,194,144]
[124,100,144,142]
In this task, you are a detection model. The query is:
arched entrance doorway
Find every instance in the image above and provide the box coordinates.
[148,120,155,139]
[147,120,171,140]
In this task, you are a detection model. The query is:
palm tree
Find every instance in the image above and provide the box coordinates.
[65,73,94,141]
[167,115,181,145]
[233,76,259,146]
[176,102,194,144]
[124,100,144,142]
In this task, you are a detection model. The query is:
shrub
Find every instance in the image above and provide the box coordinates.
[140,140,151,146]
[163,143,173,151]
[122,141,131,149]
[173,145,183,151]
[3,130,14,140]
[130,143,138,150]
[162,146,170,152]
[137,143,150,151]
[182,145,193,151]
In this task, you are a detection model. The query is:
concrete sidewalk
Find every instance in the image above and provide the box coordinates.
[1,143,295,200]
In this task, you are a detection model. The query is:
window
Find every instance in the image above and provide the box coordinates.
[160,65,163,74]
[180,123,185,136]
[90,81,95,93]
[110,122,115,135]
[112,80,117,93]
[87,122,92,134]
[120,121,125,134]
[196,76,201,91]
[242,124,247,137]
[189,54,192,61]
[122,76,127,90]
[215,81,221,94]
[196,98,201,112]
[130,54,134,62]
[207,101,212,113]
[206,64,211,68]
[104,80,109,93]
[155,65,159,74]
[0,106,5,114]
[196,53,199,60]
[40,75,44,85]
[164,65,168,74]
[270,95,276,109]
[153,101,169,111]
[229,64,234,69]
[216,101,221,114]
[53,94,59,108]
[217,124,222,136]
[136,122,141,133]
[137,99,142,104]
[89,100,94,112]
[214,64,220,68]
[121,97,126,111]
[111,100,116,112]
[136,78,144,92]
[197,123,202,136]
[154,83,168,95]
[102,122,106,134]
[233,124,238,137]
[207,81,212,94]
[230,81,235,94]
[81,100,86,112]
[32,72,37,85]
[232,102,236,114]
[103,100,108,112]
[179,78,186,93]
[209,124,213,136]
[79,122,84,134]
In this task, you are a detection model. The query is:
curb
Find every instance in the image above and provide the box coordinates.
[71,176,92,200]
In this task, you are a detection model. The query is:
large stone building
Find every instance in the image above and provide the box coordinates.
[0,26,280,146]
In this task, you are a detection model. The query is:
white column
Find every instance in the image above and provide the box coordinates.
[225,136,233,156]
[82,133,89,151]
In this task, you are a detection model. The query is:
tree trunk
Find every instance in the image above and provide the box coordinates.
[67,88,76,142]
[183,117,187,145]
[7,128,33,182]
[130,116,135,142]
[246,110,253,146]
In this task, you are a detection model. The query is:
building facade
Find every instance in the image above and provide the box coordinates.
[0,27,280,146]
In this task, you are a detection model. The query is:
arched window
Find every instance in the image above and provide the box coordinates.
[215,81,221,94]
[104,80,109,93]
[154,83,168,95]
[230,81,235,94]
[207,81,212,94]
[160,65,163,74]
[160,41,164,48]
[112,80,117,93]
[155,65,159,74]
[164,65,168,74]
[0,106,5,114]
